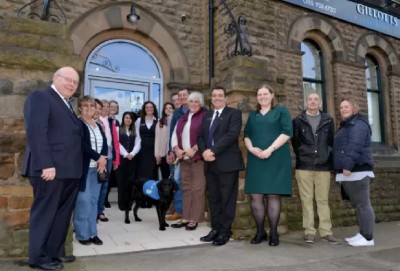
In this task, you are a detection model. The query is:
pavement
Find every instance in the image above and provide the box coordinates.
[1,220,400,271]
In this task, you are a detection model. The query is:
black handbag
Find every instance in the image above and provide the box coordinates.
[97,170,110,183]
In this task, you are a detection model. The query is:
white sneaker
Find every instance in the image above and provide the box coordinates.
[345,233,363,243]
[347,235,374,247]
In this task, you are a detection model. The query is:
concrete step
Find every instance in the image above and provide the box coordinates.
[0,17,68,38]
[0,46,82,71]
[0,31,73,55]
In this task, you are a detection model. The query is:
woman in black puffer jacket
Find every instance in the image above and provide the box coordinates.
[333,98,375,247]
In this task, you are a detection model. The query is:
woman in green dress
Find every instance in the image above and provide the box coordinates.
[244,84,293,246]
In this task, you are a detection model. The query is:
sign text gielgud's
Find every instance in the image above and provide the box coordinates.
[283,0,400,39]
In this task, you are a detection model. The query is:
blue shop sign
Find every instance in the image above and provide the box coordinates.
[282,0,400,39]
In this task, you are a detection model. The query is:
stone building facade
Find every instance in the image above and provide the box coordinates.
[0,0,400,257]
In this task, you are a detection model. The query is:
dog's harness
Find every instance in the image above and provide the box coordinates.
[143,180,160,200]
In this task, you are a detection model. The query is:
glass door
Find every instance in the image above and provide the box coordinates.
[87,78,149,122]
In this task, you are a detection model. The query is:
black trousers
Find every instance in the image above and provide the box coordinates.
[29,177,79,265]
[117,157,136,211]
[205,162,239,234]
[159,156,170,179]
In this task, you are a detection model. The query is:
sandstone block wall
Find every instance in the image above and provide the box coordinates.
[0,0,400,258]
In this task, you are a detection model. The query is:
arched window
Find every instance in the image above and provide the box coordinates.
[301,40,326,111]
[84,40,163,121]
[365,55,383,143]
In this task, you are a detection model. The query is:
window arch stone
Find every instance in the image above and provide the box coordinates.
[287,14,347,62]
[355,32,399,75]
[68,3,190,83]
[355,33,400,147]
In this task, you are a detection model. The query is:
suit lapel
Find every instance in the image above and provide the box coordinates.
[47,88,80,126]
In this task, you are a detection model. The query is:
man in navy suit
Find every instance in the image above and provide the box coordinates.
[198,86,244,246]
[22,67,82,270]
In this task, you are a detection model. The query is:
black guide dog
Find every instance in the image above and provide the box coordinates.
[126,178,178,231]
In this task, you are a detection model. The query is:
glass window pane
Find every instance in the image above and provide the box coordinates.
[87,41,160,78]
[94,86,146,121]
[131,92,145,114]
[365,57,378,90]
[303,82,323,108]
[301,41,322,80]
[367,92,382,142]
[152,83,161,116]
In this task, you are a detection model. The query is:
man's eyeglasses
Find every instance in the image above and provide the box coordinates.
[57,75,79,86]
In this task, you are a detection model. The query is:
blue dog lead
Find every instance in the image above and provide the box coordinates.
[143,180,160,200]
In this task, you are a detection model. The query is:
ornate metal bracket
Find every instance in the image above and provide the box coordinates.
[17,0,67,24]
[219,0,252,58]
[89,52,120,73]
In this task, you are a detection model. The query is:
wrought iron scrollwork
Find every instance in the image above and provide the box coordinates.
[90,52,120,73]
[219,0,252,58]
[17,0,67,24]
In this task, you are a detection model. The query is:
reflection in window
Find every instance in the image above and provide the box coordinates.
[85,39,163,116]
[301,40,326,111]
[365,55,383,142]
[87,41,160,78]
[152,83,160,112]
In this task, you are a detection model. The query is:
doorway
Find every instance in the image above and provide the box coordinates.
[84,39,163,120]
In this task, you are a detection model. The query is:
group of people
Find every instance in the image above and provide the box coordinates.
[244,86,374,248]
[23,65,375,270]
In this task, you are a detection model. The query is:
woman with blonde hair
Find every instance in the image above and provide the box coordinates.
[334,97,375,247]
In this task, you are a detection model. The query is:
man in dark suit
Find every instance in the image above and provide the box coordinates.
[198,86,244,246]
[22,66,82,271]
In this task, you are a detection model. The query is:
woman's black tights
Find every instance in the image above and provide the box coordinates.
[250,194,281,235]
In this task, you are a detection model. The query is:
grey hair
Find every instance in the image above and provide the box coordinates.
[188,91,204,107]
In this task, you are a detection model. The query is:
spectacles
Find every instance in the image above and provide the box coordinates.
[57,75,79,85]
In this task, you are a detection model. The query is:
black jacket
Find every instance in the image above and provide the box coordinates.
[333,114,373,172]
[80,121,108,192]
[292,110,334,171]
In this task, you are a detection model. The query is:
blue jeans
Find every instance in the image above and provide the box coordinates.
[173,163,183,215]
[74,167,101,240]
[97,159,112,215]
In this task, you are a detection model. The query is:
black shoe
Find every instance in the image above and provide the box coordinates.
[212,233,231,246]
[269,233,280,246]
[104,201,111,208]
[29,262,63,270]
[185,222,198,231]
[97,213,109,222]
[200,229,219,242]
[251,231,267,244]
[89,236,103,245]
[78,239,91,245]
[52,255,75,263]
[171,221,189,228]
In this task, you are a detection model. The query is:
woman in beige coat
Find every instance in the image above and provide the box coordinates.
[155,102,175,179]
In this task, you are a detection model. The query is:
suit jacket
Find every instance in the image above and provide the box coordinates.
[22,87,83,179]
[198,107,244,173]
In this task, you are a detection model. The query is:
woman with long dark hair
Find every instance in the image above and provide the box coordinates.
[117,111,141,223]
[155,102,175,179]
[135,101,159,181]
